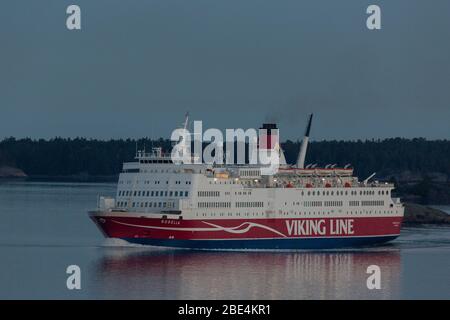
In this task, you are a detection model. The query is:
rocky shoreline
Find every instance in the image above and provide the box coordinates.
[0,166,117,182]
[403,203,450,225]
[0,166,27,178]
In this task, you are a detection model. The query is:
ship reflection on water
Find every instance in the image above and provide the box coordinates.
[91,247,401,299]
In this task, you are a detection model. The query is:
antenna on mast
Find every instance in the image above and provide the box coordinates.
[183,112,189,130]
[296,113,313,169]
[172,112,192,163]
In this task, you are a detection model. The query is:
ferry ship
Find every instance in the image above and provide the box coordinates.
[89,115,404,250]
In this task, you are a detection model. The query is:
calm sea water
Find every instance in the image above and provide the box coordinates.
[0,181,449,299]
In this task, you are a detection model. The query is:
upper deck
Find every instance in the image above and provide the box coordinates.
[121,149,393,190]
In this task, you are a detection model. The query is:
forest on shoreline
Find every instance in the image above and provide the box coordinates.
[1,136,449,178]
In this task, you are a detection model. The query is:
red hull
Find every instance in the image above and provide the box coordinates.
[91,215,402,241]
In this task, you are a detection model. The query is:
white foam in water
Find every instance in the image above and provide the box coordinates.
[100,238,179,252]
[102,238,144,247]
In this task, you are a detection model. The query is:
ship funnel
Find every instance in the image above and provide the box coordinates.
[259,123,278,150]
[296,113,313,168]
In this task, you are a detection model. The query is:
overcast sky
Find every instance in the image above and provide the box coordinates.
[1,0,449,140]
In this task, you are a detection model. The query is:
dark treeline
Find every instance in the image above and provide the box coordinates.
[0,137,172,176]
[1,137,450,179]
[283,138,450,179]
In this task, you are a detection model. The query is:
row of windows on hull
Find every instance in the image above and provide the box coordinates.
[193,200,388,208]
[302,200,385,207]
[198,191,220,197]
[304,201,345,207]
[303,189,389,196]
[198,202,231,208]
[197,201,264,208]
[117,200,264,209]
[198,191,252,197]
[236,201,264,208]
[118,190,189,197]
[116,201,173,208]
[197,189,390,198]
[115,200,390,211]
[194,210,398,218]
[119,180,192,185]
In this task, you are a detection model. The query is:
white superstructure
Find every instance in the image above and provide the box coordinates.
[106,117,403,222]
